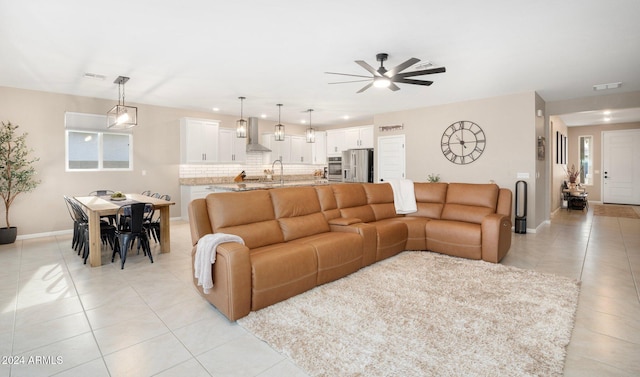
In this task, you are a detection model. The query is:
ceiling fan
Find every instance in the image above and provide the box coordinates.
[326,53,446,93]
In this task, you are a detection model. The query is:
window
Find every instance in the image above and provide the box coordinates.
[65,112,133,171]
[579,135,593,185]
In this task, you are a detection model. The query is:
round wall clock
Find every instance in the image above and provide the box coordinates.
[440,121,486,165]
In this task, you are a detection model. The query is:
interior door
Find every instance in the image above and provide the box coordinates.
[602,129,640,204]
[377,135,405,182]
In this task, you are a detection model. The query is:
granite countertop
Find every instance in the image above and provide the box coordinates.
[206,179,331,192]
[180,176,332,191]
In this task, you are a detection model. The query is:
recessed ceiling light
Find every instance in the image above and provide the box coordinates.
[604,117,612,122]
[603,110,611,115]
[212,107,220,112]
[414,61,433,70]
[301,119,307,124]
[261,114,267,118]
[83,72,106,80]
[593,82,622,91]
[343,115,350,120]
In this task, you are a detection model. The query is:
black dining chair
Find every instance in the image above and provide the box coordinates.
[64,196,116,263]
[144,194,170,244]
[112,202,154,269]
[64,196,87,254]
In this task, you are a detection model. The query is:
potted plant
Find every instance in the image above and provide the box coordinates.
[0,121,40,244]
[564,164,581,186]
[427,173,441,183]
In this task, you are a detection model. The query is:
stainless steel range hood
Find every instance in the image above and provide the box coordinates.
[246,117,271,152]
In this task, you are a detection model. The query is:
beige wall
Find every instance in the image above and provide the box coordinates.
[374,91,541,228]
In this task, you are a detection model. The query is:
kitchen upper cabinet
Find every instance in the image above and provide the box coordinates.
[326,129,345,157]
[344,125,374,149]
[262,133,317,164]
[180,118,219,163]
[290,136,312,164]
[326,126,374,156]
[218,128,247,163]
[312,131,327,164]
[261,133,290,163]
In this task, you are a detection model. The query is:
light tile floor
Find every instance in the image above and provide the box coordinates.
[0,205,638,376]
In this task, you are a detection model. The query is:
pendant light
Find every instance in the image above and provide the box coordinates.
[305,109,315,143]
[236,96,247,138]
[107,76,137,129]
[274,104,285,141]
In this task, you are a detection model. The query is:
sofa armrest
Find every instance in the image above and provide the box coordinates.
[330,222,378,267]
[329,217,362,226]
[191,241,252,321]
[480,214,512,263]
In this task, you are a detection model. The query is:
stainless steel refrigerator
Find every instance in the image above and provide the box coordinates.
[342,148,374,183]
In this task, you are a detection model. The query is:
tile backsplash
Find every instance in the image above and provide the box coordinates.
[179,152,325,179]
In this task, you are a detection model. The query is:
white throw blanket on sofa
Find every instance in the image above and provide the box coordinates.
[194,233,244,294]
[387,179,417,214]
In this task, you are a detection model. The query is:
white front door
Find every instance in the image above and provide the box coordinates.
[602,129,640,205]
[377,135,405,182]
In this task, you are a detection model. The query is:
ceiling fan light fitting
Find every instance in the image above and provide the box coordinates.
[374,77,391,88]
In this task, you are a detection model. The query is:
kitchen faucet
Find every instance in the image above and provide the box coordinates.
[272,158,284,185]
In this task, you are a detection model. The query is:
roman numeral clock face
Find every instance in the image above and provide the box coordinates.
[440,121,486,164]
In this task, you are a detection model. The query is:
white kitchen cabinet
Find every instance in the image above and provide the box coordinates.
[262,133,316,164]
[344,125,374,149]
[261,133,290,163]
[326,129,345,157]
[326,126,373,156]
[180,118,219,163]
[218,128,247,163]
[180,185,214,221]
[290,135,313,164]
[312,131,327,164]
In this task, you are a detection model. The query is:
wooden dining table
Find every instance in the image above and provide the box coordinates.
[73,193,175,267]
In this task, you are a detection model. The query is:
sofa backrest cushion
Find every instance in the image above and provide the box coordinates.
[315,185,341,220]
[441,183,499,224]
[413,182,448,219]
[207,190,284,249]
[332,183,376,223]
[362,183,397,220]
[270,186,330,241]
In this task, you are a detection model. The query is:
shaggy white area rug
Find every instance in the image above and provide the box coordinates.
[238,251,580,377]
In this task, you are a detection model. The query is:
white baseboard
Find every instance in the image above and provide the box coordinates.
[16,217,184,241]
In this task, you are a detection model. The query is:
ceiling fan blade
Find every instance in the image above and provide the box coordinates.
[385,58,420,77]
[388,82,401,91]
[355,60,383,77]
[325,72,373,79]
[356,82,374,93]
[396,66,446,78]
[394,78,433,86]
[329,79,373,84]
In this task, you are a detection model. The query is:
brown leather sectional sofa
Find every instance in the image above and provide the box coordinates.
[188,182,512,321]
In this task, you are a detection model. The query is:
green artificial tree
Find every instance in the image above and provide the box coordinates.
[0,121,40,239]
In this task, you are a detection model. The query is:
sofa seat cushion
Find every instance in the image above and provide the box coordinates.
[392,216,430,250]
[368,219,408,261]
[425,220,482,260]
[249,243,318,311]
[291,232,363,285]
